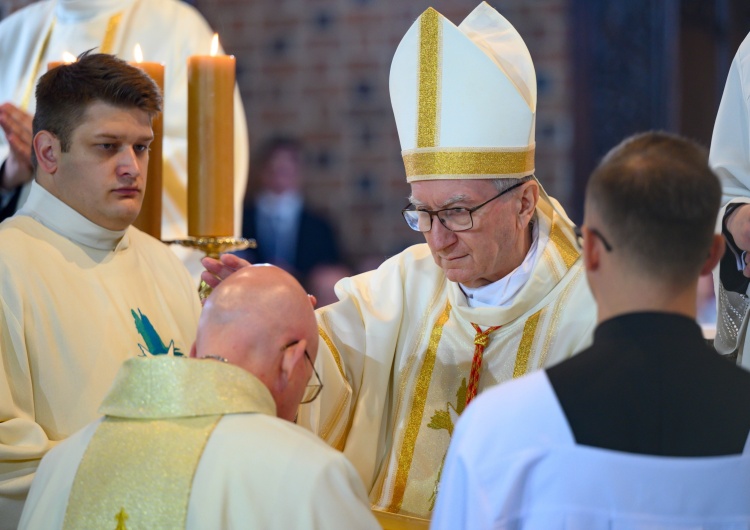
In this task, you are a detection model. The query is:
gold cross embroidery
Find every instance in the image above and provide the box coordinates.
[114,507,128,530]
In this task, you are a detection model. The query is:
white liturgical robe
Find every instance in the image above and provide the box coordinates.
[710,31,750,368]
[298,194,597,522]
[0,183,200,529]
[19,357,380,530]
[432,370,750,530]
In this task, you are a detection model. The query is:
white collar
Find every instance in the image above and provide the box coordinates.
[17,181,129,251]
[256,191,303,218]
[461,219,545,308]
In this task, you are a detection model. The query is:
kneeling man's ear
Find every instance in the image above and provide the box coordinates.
[33,131,59,174]
[280,339,307,387]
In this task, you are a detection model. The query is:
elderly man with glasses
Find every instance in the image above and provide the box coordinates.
[203,4,596,524]
[19,265,380,530]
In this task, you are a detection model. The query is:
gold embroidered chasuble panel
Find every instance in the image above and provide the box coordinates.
[372,268,585,517]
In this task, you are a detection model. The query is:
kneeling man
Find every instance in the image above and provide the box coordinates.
[20,265,379,529]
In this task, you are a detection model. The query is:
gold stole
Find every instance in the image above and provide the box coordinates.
[63,415,219,530]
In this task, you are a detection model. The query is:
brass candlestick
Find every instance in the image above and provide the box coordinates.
[166,237,256,300]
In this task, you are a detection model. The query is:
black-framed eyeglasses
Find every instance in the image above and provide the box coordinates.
[573,225,613,252]
[300,350,323,404]
[401,181,525,233]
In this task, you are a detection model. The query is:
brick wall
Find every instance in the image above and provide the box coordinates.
[0,0,574,268]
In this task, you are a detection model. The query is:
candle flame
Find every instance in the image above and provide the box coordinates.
[134,44,144,63]
[62,51,77,63]
[210,34,219,57]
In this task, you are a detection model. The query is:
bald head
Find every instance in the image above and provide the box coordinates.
[192,265,319,420]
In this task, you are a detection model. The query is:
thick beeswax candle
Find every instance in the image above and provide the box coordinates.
[187,34,234,237]
[132,45,164,239]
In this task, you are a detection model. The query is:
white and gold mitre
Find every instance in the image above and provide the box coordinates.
[390,2,536,182]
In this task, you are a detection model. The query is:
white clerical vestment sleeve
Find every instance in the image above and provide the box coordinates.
[0,298,55,528]
[18,420,101,530]
[429,443,484,530]
[299,255,408,486]
[711,41,750,205]
[309,453,382,530]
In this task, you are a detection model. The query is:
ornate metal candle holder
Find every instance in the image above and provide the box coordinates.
[166,237,256,300]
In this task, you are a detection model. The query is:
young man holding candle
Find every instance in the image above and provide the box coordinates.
[0,52,201,529]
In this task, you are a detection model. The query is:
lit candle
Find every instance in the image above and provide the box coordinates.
[47,51,77,70]
[187,33,234,237]
[131,44,165,239]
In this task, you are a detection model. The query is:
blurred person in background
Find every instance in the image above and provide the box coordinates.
[238,136,343,289]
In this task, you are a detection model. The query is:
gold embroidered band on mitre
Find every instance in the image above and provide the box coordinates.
[63,357,276,529]
[417,7,441,149]
[403,147,535,182]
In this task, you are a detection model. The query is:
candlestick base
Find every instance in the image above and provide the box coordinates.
[165,236,257,300]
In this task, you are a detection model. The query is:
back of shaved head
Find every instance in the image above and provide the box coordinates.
[195,265,318,375]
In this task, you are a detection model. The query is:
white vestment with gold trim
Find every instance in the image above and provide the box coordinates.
[19,358,379,530]
[297,197,596,521]
[710,32,750,369]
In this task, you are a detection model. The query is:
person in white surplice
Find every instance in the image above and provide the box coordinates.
[708,31,750,369]
[432,132,750,530]
[0,0,249,278]
[19,265,380,530]
[202,3,597,524]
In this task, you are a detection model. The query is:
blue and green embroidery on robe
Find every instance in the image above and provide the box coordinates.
[131,309,183,357]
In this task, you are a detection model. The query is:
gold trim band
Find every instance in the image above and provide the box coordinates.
[100,12,123,54]
[317,323,350,448]
[549,220,580,271]
[403,148,535,180]
[513,310,542,378]
[21,20,55,112]
[389,300,452,512]
[23,11,123,112]
[416,8,441,148]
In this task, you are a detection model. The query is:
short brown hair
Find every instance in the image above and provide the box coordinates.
[32,51,162,167]
[585,131,721,283]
